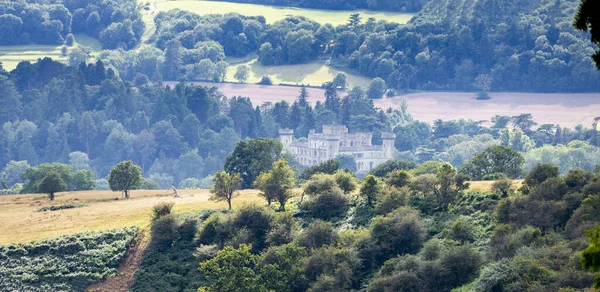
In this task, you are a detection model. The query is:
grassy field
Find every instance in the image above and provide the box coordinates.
[153,0,414,25]
[225,57,371,87]
[0,33,102,71]
[0,189,263,244]
[0,181,500,245]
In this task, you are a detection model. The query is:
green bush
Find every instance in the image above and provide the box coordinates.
[0,227,137,291]
[151,201,175,221]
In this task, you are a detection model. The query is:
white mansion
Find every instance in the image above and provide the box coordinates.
[279,125,396,172]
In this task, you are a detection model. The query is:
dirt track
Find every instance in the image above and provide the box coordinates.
[167,82,600,128]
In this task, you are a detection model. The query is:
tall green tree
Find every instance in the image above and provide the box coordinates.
[574,0,600,69]
[38,171,67,200]
[254,159,296,211]
[224,138,283,188]
[108,160,142,199]
[360,174,380,207]
[210,171,241,210]
[460,145,525,179]
[581,225,600,288]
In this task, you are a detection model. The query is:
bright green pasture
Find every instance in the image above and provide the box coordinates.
[225,57,371,87]
[154,0,414,25]
[0,33,102,71]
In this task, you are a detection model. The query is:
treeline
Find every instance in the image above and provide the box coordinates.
[0,0,144,49]
[212,0,427,12]
[132,151,600,291]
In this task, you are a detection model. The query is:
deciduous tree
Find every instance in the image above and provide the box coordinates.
[108,160,142,199]
[210,171,241,210]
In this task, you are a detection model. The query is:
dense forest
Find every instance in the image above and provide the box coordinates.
[210,0,428,12]
[0,0,144,49]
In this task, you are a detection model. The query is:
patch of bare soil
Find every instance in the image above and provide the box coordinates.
[85,231,150,292]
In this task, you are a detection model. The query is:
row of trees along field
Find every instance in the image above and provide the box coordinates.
[125,139,600,291]
[0,0,144,49]
[2,57,600,194]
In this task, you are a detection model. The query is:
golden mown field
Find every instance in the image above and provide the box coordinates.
[0,189,263,244]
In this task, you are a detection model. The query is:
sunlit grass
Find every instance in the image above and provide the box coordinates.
[225,58,372,87]
[0,189,263,244]
[0,33,102,71]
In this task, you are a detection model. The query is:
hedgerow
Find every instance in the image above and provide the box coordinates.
[0,227,137,291]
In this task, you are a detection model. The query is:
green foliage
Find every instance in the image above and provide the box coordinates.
[523,163,560,190]
[581,225,600,289]
[108,160,142,199]
[37,171,67,200]
[152,202,175,221]
[334,170,358,194]
[199,244,265,292]
[150,214,180,251]
[387,170,412,188]
[460,145,525,180]
[370,207,425,263]
[37,203,88,212]
[139,178,160,190]
[254,159,295,211]
[370,160,417,177]
[360,174,380,207]
[300,159,340,180]
[375,187,408,215]
[210,171,241,210]
[491,178,514,197]
[225,138,283,189]
[573,0,600,69]
[0,227,137,291]
[234,65,250,83]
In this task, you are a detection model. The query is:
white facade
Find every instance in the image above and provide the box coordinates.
[279,125,396,172]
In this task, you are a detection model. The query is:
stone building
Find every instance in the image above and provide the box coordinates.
[279,125,396,172]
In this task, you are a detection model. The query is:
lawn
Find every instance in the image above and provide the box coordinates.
[0,189,263,244]
[0,33,101,71]
[225,58,372,87]
[154,0,415,25]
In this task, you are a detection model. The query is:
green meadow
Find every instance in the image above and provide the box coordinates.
[225,56,371,86]
[0,33,102,71]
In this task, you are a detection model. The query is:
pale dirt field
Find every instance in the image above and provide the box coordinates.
[175,82,600,127]
[0,189,262,244]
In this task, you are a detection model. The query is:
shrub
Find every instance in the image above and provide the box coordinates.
[150,214,179,250]
[370,207,425,262]
[258,75,273,85]
[37,203,89,212]
[375,188,408,215]
[151,202,174,221]
[387,170,412,188]
[301,186,349,221]
[0,227,136,291]
[297,220,338,250]
[491,179,514,197]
